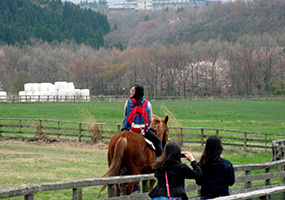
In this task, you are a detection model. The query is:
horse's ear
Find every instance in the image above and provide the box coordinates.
[164,115,169,124]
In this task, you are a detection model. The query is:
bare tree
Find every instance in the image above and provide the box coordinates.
[199,39,223,97]
[254,34,281,95]
[0,45,27,93]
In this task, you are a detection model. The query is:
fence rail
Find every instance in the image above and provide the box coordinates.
[0,118,284,152]
[0,160,284,200]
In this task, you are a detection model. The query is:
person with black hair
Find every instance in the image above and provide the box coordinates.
[197,135,235,199]
[148,142,202,200]
[120,84,163,195]
[121,84,163,158]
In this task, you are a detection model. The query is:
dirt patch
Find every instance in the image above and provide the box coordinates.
[0,137,108,150]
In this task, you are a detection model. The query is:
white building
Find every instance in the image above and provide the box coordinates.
[108,0,237,10]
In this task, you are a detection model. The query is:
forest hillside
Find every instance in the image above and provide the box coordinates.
[0,0,110,49]
[104,0,284,48]
[0,0,284,98]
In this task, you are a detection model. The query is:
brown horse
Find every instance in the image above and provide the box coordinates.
[101,114,169,195]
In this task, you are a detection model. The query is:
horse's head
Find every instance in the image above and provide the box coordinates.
[150,114,169,148]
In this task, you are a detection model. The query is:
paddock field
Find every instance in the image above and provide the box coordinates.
[0,99,284,133]
[0,139,273,200]
[0,99,284,199]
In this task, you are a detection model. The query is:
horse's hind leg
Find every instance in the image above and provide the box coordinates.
[125,181,137,195]
[120,181,140,195]
[132,181,141,194]
[119,182,126,196]
[150,180,156,190]
[116,184,121,196]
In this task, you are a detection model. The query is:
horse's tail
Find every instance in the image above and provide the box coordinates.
[99,136,127,193]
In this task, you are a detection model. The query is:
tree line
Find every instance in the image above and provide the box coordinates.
[0,33,283,97]
[0,0,284,98]
[0,0,110,49]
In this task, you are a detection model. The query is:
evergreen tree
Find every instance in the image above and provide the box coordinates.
[0,0,110,49]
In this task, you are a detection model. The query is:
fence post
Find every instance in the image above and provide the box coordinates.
[265,167,270,185]
[264,134,267,152]
[281,162,285,184]
[100,124,103,138]
[72,188,82,200]
[108,184,116,198]
[180,128,183,146]
[197,186,201,198]
[0,119,1,137]
[201,129,204,146]
[24,194,34,200]
[39,119,42,139]
[283,163,285,200]
[265,133,267,152]
[216,130,219,136]
[19,119,22,133]
[259,196,267,200]
[57,121,60,138]
[245,170,252,189]
[117,125,120,132]
[244,132,247,151]
[78,123,82,142]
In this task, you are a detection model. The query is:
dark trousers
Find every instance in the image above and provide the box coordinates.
[144,129,163,157]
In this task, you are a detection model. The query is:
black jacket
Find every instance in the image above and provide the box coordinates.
[148,161,203,200]
[196,158,235,199]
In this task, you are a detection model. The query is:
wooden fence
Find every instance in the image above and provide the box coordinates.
[0,160,284,200]
[0,118,284,152]
[272,139,285,161]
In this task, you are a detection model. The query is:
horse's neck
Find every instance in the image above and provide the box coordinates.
[152,129,163,141]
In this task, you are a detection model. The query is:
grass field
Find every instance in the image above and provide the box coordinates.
[0,139,272,200]
[0,99,284,133]
[0,99,284,199]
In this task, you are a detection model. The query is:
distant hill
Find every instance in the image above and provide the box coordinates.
[104,0,285,48]
[0,0,110,49]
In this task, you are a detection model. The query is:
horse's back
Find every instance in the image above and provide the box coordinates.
[109,131,146,156]
[108,131,153,173]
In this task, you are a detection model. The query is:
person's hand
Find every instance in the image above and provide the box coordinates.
[185,152,195,162]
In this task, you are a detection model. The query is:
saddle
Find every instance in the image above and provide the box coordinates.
[122,128,156,151]
[128,130,156,151]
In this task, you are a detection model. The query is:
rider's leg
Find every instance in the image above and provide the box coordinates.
[144,129,163,157]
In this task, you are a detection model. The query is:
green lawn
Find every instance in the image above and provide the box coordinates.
[0,99,284,133]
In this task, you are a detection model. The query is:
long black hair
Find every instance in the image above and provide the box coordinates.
[154,142,182,171]
[199,135,223,168]
[131,84,144,105]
